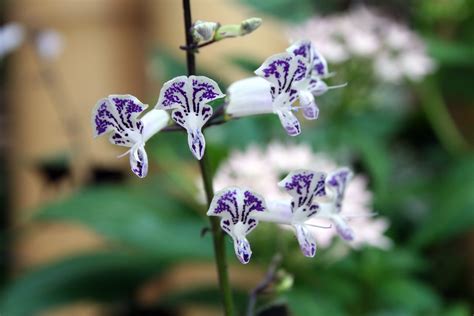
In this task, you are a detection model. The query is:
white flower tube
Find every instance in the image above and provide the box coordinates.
[225,76,274,118]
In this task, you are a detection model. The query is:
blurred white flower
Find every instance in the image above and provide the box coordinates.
[208,142,392,250]
[0,22,25,58]
[287,6,436,83]
[35,29,63,60]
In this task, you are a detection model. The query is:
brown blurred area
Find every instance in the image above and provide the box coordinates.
[4,0,286,315]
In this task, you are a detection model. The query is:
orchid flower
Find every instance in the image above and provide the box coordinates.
[227,41,343,136]
[92,94,170,178]
[156,75,225,160]
[287,40,347,119]
[277,170,328,257]
[317,167,356,241]
[254,52,309,136]
[207,187,266,264]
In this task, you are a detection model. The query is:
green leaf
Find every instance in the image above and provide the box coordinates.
[0,250,165,316]
[377,278,440,313]
[227,56,261,74]
[410,156,474,247]
[34,186,213,260]
[285,287,345,316]
[239,0,317,22]
[157,286,248,314]
[426,37,474,67]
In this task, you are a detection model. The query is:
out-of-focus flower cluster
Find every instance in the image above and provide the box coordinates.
[287,7,435,83]
[0,22,63,61]
[210,142,392,251]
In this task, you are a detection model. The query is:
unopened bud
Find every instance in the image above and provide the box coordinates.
[191,20,219,44]
[240,17,262,36]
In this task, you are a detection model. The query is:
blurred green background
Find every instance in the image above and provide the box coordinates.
[0,0,473,315]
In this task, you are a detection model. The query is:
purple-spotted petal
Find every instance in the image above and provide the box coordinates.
[92,95,147,142]
[278,170,326,220]
[312,49,329,77]
[294,224,317,257]
[186,127,206,160]
[287,40,313,66]
[234,237,252,264]
[129,144,148,178]
[255,52,308,98]
[276,110,301,136]
[156,75,224,111]
[156,76,224,159]
[298,90,319,120]
[326,167,353,212]
[288,40,329,78]
[207,187,266,264]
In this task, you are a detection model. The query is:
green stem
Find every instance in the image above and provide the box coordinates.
[417,78,470,156]
[181,0,235,315]
[199,157,235,316]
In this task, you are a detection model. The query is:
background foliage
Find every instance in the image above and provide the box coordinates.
[1,0,473,315]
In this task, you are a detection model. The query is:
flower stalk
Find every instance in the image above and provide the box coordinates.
[182,0,235,315]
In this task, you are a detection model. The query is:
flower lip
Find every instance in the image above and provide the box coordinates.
[156,75,225,160]
[207,187,266,264]
[92,94,167,178]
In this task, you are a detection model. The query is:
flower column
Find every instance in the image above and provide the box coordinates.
[181,0,235,315]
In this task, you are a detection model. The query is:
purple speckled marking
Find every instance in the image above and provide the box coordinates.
[161,80,188,111]
[314,62,325,76]
[295,224,316,257]
[187,128,205,160]
[277,111,301,137]
[282,171,326,218]
[235,238,252,264]
[292,43,309,58]
[130,146,148,178]
[93,96,144,145]
[302,104,318,120]
[213,189,238,217]
[157,76,224,159]
[109,97,145,130]
[209,188,266,264]
[191,79,221,113]
[257,53,308,99]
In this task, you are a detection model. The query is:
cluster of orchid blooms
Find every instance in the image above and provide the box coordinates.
[92,39,367,264]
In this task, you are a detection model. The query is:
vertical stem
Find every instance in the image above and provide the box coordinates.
[181,1,235,315]
[417,79,469,156]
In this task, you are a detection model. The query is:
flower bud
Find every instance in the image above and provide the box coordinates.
[191,20,219,44]
[240,17,262,36]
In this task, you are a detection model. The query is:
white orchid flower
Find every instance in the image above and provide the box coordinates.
[155,75,225,160]
[207,187,267,264]
[92,95,169,178]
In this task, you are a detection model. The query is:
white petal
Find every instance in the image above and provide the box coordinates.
[294,224,317,257]
[276,110,301,136]
[207,187,266,264]
[226,77,274,117]
[141,109,170,142]
[254,199,293,224]
[298,89,319,120]
[129,144,148,178]
[92,95,147,146]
